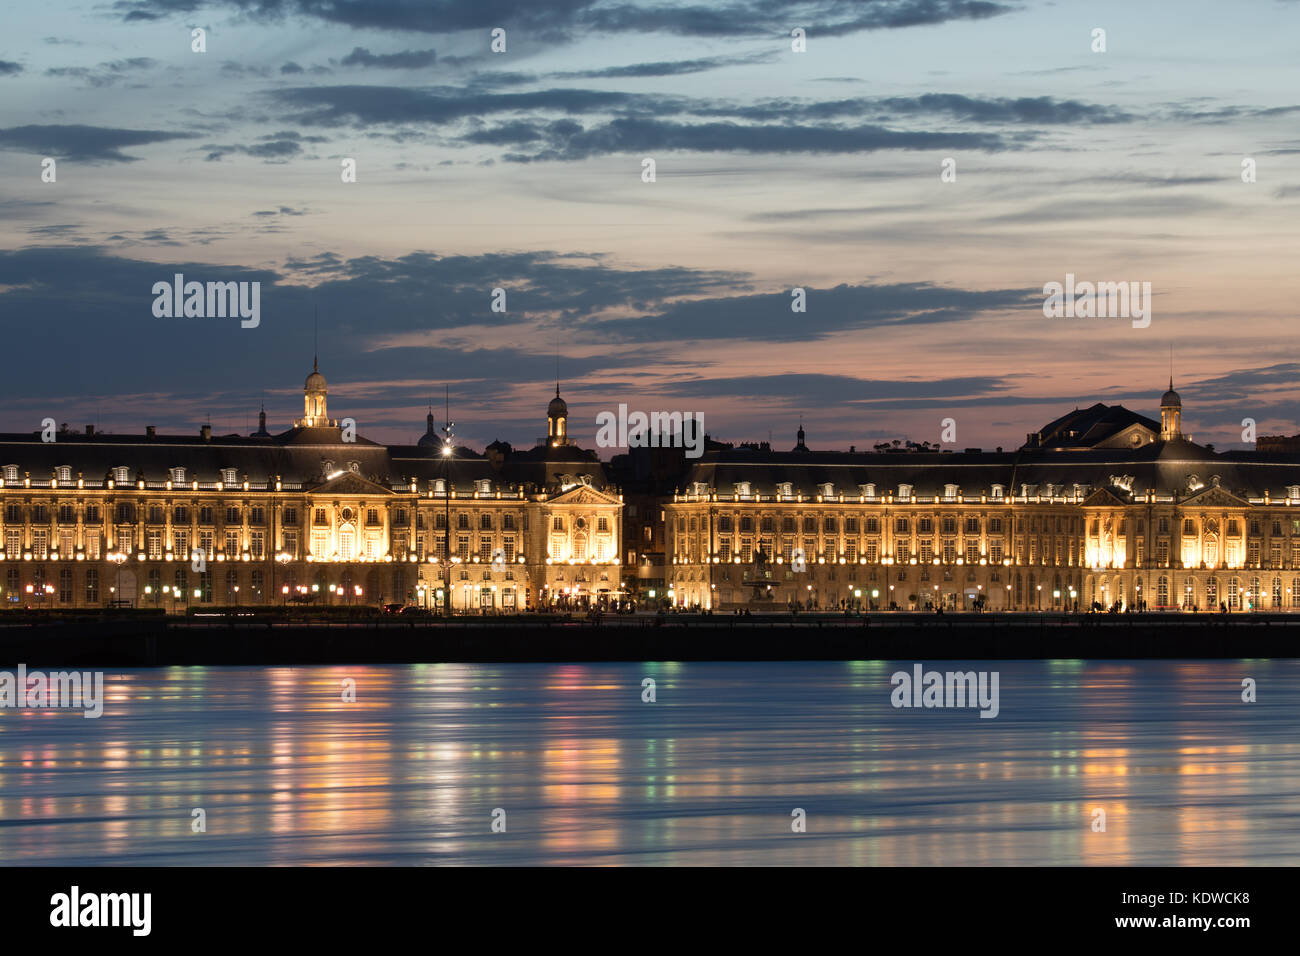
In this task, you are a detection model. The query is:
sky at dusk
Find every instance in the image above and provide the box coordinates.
[1,0,1298,452]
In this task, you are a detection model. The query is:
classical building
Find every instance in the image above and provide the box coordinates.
[0,362,622,612]
[8,372,1300,614]
[664,381,1300,613]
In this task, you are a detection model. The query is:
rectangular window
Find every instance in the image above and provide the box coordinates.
[85,568,99,603]
[250,531,264,559]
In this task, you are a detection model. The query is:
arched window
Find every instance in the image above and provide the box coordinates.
[1206,576,1218,609]
[1157,575,1169,607]
[1228,577,1241,611]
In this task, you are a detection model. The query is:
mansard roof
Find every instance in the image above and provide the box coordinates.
[388,439,611,492]
[1027,402,1160,449]
[676,439,1300,503]
[0,426,609,493]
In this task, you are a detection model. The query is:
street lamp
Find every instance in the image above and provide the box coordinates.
[442,439,453,619]
[110,550,127,607]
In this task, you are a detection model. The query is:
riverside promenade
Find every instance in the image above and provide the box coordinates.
[1,611,1297,666]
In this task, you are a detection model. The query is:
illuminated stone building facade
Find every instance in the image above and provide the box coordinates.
[0,363,621,612]
[665,383,1300,613]
[9,374,1300,615]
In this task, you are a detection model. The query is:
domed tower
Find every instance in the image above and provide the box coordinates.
[418,406,440,447]
[1160,377,1182,441]
[547,385,569,447]
[299,357,332,427]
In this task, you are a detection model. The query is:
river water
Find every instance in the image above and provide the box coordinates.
[1,660,1296,865]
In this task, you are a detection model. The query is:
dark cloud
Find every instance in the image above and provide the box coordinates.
[252,206,309,217]
[204,129,322,161]
[580,0,1011,37]
[500,117,1010,161]
[111,0,1012,39]
[877,93,1134,125]
[270,85,641,126]
[580,282,1035,343]
[44,57,157,87]
[279,61,305,74]
[0,244,736,440]
[203,139,303,161]
[553,51,776,79]
[0,124,193,162]
[0,60,22,76]
[266,85,1136,160]
[339,47,437,69]
[688,93,1131,125]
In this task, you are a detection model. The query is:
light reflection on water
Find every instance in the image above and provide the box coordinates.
[0,660,1297,865]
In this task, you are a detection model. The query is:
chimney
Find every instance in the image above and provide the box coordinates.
[146,426,156,439]
[85,425,94,436]
[200,424,211,442]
